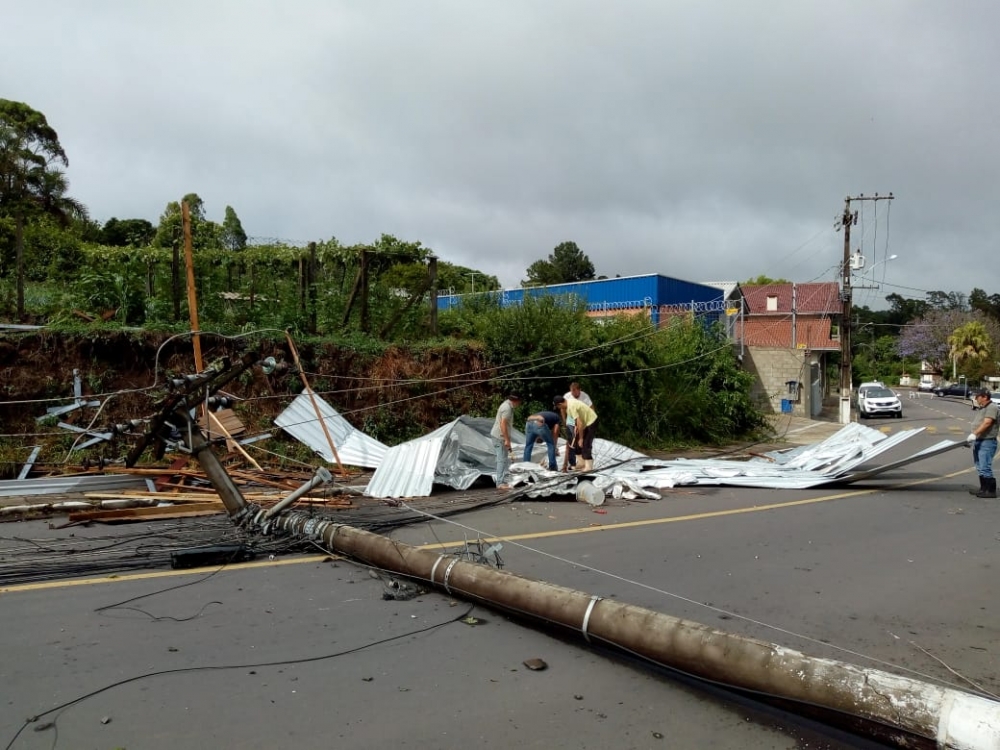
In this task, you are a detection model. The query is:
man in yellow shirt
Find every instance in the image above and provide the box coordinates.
[564,397,598,472]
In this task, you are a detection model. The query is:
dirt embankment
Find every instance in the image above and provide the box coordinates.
[0,331,492,476]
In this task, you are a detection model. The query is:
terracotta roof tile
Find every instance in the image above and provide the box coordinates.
[741,283,841,315]
[737,317,839,350]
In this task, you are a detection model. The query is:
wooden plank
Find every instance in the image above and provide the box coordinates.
[67,503,224,523]
[154,481,217,493]
[82,492,353,507]
[154,456,192,492]
[199,407,246,437]
[228,470,299,490]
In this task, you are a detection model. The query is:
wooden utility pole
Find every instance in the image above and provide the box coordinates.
[359,248,370,333]
[838,193,893,424]
[181,200,203,372]
[428,253,438,336]
[308,241,318,334]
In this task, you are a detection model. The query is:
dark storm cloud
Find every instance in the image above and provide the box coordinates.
[2,0,998,301]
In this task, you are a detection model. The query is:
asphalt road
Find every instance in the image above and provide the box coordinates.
[2,392,997,750]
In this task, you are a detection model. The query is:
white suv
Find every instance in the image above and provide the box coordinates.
[858,386,903,419]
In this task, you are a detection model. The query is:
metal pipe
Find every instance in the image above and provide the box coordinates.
[261,510,1000,750]
[264,466,332,519]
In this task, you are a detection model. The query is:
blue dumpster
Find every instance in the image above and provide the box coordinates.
[780,399,793,413]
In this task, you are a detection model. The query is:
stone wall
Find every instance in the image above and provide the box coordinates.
[741,346,812,416]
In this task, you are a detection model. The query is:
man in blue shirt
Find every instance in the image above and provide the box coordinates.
[523,401,563,470]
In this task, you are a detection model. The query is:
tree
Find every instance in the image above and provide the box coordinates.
[969,288,1000,321]
[220,205,247,252]
[219,206,247,289]
[948,321,992,373]
[925,290,966,311]
[523,241,595,286]
[742,275,791,285]
[0,99,87,319]
[435,261,499,294]
[898,309,1000,374]
[884,293,929,326]
[101,217,155,247]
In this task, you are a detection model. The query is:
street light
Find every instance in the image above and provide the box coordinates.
[852,254,898,288]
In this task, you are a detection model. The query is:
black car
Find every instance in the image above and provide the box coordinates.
[932,383,971,398]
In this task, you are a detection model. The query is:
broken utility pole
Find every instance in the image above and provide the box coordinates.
[134,355,1000,750]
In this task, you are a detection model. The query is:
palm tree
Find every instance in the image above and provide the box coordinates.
[11,167,87,319]
[948,321,992,380]
[0,99,87,320]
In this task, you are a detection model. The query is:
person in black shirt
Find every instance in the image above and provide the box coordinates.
[522,402,563,470]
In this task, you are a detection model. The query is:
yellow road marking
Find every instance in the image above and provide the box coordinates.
[0,554,331,594]
[0,467,972,596]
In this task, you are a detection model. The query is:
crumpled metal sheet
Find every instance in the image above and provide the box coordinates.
[367,420,968,500]
[605,424,968,490]
[274,389,388,469]
[367,420,650,500]
[366,417,526,499]
[513,423,968,496]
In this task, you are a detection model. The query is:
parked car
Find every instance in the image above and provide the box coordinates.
[858,386,903,419]
[857,381,885,390]
[854,383,884,409]
[917,381,935,392]
[968,390,1000,406]
[932,383,971,398]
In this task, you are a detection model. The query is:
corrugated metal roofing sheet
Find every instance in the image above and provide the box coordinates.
[274,390,388,469]
[365,417,500,499]
[592,424,967,491]
[365,437,445,499]
[0,474,149,498]
[367,421,649,500]
[369,421,966,501]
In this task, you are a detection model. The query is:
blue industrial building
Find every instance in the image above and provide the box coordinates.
[436,273,735,328]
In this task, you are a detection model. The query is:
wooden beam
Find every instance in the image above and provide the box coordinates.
[67,503,224,523]
[283,332,348,477]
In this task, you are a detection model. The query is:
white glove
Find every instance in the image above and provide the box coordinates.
[967,433,977,443]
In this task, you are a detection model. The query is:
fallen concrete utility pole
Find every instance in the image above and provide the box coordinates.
[259,513,1000,749]
[143,362,1000,750]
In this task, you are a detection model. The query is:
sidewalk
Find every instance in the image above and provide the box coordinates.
[768,413,847,446]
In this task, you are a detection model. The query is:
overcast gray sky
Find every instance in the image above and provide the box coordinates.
[3,1,997,307]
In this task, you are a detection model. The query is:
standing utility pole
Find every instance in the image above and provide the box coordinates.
[838,193,893,424]
[181,200,203,372]
[428,253,438,336]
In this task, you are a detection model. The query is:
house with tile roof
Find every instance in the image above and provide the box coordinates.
[736,282,841,417]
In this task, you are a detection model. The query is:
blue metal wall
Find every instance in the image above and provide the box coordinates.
[436,274,724,311]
